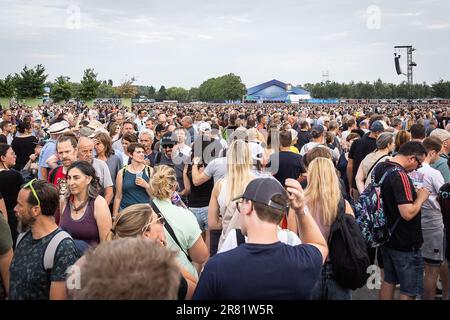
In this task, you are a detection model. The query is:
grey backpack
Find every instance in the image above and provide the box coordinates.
[16,229,73,271]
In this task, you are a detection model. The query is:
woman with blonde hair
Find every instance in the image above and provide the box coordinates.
[208,139,255,254]
[150,165,209,280]
[108,204,197,299]
[288,157,354,300]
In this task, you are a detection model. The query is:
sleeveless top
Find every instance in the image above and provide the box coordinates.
[60,197,99,246]
[119,168,151,210]
[217,179,228,218]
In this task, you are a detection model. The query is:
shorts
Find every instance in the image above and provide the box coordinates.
[422,226,445,266]
[382,246,423,297]
[189,207,208,231]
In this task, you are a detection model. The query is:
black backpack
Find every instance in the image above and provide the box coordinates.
[328,198,371,290]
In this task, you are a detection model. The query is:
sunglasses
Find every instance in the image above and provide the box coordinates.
[162,145,174,149]
[23,179,40,207]
[413,155,423,169]
[141,213,166,232]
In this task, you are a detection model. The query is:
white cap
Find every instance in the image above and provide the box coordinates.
[199,122,211,133]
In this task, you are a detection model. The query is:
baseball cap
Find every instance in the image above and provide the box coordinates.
[233,178,289,212]
[198,122,211,133]
[370,120,385,132]
[430,128,450,142]
[161,132,176,146]
[311,124,325,138]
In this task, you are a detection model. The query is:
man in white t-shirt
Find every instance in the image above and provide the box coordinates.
[416,137,446,300]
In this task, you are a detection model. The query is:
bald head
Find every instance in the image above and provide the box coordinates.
[77,137,95,163]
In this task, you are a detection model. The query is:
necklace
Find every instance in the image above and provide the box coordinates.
[70,198,89,212]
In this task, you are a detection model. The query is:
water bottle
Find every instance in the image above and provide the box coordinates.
[171,191,187,209]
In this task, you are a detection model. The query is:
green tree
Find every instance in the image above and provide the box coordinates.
[79,68,100,101]
[147,86,156,99]
[69,82,82,100]
[220,73,246,101]
[432,80,450,98]
[156,85,167,101]
[14,64,48,99]
[166,87,189,102]
[188,87,200,102]
[50,76,72,102]
[0,74,16,98]
[115,81,138,98]
[198,73,246,102]
[97,83,116,98]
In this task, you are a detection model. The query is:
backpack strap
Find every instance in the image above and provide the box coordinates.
[328,197,346,244]
[16,230,31,249]
[43,230,72,271]
[367,154,389,180]
[150,200,192,262]
[373,165,401,186]
[235,229,246,246]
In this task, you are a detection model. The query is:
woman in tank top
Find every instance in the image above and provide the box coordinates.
[113,143,152,217]
[208,139,255,255]
[60,161,112,252]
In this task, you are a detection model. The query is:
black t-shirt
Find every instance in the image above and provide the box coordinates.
[348,133,377,185]
[11,135,38,170]
[187,165,214,208]
[374,161,422,252]
[0,169,24,243]
[269,151,306,186]
[296,130,312,150]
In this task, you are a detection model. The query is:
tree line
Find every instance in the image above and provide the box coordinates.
[1,64,450,103]
[302,79,450,99]
[0,65,246,103]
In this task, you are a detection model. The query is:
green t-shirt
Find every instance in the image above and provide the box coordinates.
[431,154,450,183]
[153,198,202,280]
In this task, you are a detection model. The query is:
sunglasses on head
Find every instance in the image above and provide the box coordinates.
[141,213,166,233]
[23,179,40,207]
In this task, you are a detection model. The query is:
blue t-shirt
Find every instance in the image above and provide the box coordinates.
[38,139,57,179]
[193,242,323,300]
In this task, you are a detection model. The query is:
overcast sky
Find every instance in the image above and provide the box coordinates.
[0,0,449,89]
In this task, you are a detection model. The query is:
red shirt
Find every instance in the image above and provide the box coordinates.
[47,166,66,224]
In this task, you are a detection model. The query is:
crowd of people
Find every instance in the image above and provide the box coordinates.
[0,100,449,300]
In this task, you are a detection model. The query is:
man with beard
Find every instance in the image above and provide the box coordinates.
[47,134,78,224]
[154,132,188,201]
[9,180,80,300]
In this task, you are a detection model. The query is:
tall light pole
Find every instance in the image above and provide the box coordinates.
[394,45,417,98]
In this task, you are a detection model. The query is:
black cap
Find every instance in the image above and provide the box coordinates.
[233,178,289,212]
[161,132,176,146]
